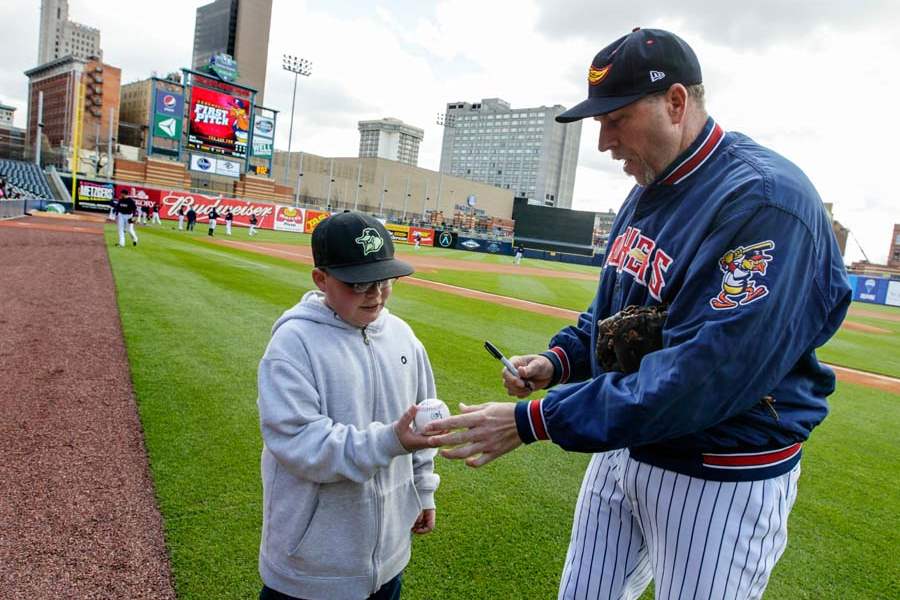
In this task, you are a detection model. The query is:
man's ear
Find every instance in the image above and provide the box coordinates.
[311,268,328,292]
[666,83,688,125]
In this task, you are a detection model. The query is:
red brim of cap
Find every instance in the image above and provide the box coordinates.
[325,257,415,284]
[555,92,648,123]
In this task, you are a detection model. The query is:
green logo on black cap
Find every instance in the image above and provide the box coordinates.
[355,227,384,255]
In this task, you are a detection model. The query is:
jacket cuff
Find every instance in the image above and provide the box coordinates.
[417,490,436,510]
[379,422,410,457]
[540,346,571,387]
[515,399,551,444]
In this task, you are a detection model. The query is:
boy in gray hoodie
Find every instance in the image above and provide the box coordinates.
[257,211,440,600]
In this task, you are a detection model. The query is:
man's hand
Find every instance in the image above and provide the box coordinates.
[394,406,441,451]
[503,354,554,398]
[411,509,435,535]
[424,402,522,467]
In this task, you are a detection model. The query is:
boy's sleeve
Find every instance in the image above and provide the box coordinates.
[257,349,407,484]
[411,341,439,509]
[517,205,850,450]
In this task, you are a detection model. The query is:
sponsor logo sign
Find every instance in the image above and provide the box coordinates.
[187,86,250,158]
[408,227,435,246]
[76,179,114,209]
[438,231,455,248]
[153,113,182,139]
[114,184,162,208]
[190,154,215,174]
[215,158,241,178]
[273,205,305,233]
[252,109,275,158]
[304,210,330,233]
[154,90,184,117]
[158,190,275,229]
[385,223,410,243]
[208,53,239,82]
[887,281,900,307]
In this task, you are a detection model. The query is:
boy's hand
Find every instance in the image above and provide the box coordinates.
[394,406,442,451]
[411,509,435,535]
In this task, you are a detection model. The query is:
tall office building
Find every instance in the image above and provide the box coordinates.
[191,0,273,102]
[37,0,102,64]
[439,98,581,208]
[358,118,424,166]
[889,224,900,268]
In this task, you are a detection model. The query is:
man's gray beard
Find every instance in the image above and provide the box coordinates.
[632,161,657,186]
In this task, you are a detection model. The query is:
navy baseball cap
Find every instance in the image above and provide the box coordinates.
[556,28,702,123]
[312,211,414,283]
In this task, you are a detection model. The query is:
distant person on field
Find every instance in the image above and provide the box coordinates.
[114,190,138,247]
[208,206,219,237]
[151,202,162,225]
[514,244,524,265]
[413,230,422,249]
[248,212,258,236]
[177,206,185,230]
[256,211,440,600]
[186,207,197,231]
[225,208,234,235]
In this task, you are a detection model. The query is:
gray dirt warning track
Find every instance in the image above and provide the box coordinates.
[0,216,175,598]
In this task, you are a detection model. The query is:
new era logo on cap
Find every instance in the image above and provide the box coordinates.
[557,28,702,123]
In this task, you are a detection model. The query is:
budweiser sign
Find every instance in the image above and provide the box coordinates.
[160,191,275,228]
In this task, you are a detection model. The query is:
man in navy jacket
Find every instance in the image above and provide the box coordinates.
[428,28,851,600]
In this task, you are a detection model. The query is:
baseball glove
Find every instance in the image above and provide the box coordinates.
[595,304,668,373]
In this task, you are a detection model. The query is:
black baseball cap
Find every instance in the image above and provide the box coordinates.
[312,211,414,283]
[556,28,702,123]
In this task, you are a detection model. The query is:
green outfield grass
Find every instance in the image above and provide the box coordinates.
[817,304,900,378]
[107,225,898,599]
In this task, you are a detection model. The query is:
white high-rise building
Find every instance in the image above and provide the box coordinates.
[38,0,102,64]
[439,98,581,208]
[358,118,424,166]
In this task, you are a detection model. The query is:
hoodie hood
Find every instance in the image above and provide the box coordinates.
[271,290,390,335]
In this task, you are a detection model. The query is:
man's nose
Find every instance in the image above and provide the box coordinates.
[597,121,615,153]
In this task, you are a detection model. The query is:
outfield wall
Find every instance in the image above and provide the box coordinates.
[848,274,900,307]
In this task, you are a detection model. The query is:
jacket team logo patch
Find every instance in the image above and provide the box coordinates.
[355,228,384,255]
[710,241,774,310]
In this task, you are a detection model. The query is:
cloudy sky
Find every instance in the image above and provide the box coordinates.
[2,0,898,262]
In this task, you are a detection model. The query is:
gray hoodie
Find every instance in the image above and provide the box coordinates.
[257,291,439,600]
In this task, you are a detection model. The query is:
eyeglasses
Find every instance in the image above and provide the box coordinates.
[348,278,396,294]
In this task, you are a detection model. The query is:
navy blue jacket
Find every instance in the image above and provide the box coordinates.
[515,118,851,481]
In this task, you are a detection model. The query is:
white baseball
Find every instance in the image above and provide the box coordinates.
[414,398,450,432]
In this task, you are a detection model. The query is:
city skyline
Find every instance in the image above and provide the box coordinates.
[1,0,897,262]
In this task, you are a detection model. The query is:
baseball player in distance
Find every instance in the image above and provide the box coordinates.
[114,189,138,247]
[425,28,851,599]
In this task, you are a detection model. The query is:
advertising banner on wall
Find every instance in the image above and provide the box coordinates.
[252,109,275,158]
[304,210,330,233]
[887,281,900,307]
[273,205,305,233]
[153,113,182,140]
[189,154,242,178]
[408,227,435,247]
[154,90,184,117]
[75,179,114,210]
[853,276,889,304]
[435,230,457,249]
[456,236,513,255]
[385,223,410,243]
[187,85,250,158]
[157,190,277,229]
[114,183,162,210]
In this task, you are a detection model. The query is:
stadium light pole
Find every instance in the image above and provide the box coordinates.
[282,54,312,186]
[435,112,456,220]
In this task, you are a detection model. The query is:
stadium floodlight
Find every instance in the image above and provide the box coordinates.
[282,54,313,185]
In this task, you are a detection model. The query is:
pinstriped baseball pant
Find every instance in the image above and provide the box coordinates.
[559,449,800,600]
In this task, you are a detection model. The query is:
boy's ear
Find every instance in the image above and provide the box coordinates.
[311,268,328,292]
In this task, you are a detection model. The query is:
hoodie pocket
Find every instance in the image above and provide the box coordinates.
[290,480,377,577]
[379,480,423,564]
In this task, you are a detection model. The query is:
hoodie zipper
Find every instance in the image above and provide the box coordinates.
[362,324,382,593]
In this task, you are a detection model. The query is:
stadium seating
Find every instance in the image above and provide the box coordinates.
[0,159,53,199]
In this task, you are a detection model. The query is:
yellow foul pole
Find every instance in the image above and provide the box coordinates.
[69,77,86,207]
